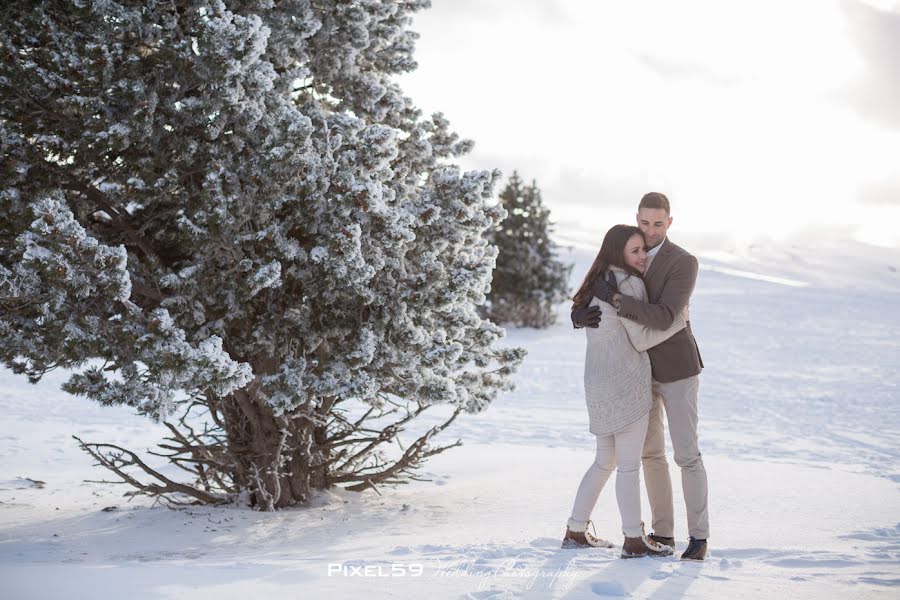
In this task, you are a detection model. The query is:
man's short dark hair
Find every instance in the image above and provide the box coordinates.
[639,192,670,215]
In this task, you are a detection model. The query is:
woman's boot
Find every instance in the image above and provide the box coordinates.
[621,523,674,558]
[561,520,615,549]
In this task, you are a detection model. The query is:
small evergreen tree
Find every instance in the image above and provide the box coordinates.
[0,0,524,509]
[484,172,572,328]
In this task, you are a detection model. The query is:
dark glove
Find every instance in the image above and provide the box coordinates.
[591,271,619,305]
[571,305,602,329]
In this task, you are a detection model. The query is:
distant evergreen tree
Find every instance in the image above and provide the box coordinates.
[485,173,572,328]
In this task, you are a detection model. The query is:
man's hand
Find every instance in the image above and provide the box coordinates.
[571,305,602,329]
[591,271,619,305]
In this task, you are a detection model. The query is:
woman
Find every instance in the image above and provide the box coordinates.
[561,224,685,558]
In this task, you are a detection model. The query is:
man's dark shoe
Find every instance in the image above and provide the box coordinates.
[647,533,675,550]
[680,537,707,561]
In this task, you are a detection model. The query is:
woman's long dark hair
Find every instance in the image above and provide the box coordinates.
[572,225,645,308]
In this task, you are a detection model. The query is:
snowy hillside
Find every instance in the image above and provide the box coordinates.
[2,240,898,599]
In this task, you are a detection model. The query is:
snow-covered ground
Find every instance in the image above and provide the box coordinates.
[2,240,899,599]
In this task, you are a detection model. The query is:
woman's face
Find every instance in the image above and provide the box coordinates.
[623,234,648,273]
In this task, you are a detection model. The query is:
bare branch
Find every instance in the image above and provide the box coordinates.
[331,406,464,491]
[73,435,228,506]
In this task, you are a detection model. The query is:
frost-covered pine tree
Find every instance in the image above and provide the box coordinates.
[0,0,524,509]
[484,172,572,328]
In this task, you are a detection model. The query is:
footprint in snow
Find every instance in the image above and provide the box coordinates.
[590,580,627,596]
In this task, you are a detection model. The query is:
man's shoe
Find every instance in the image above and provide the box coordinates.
[647,533,675,549]
[680,537,708,561]
[621,524,674,559]
[561,520,615,549]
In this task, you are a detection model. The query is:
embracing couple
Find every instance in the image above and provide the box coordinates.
[561,192,709,561]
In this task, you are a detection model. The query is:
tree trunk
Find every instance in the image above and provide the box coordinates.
[222,388,329,510]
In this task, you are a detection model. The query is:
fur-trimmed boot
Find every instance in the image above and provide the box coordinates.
[561,520,615,549]
[621,524,674,559]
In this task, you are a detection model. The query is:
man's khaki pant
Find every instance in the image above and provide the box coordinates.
[642,375,710,540]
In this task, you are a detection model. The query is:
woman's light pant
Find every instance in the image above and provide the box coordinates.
[567,412,649,538]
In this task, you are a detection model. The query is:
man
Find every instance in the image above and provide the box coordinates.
[571,192,708,561]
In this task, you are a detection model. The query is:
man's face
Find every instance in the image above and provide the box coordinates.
[636,207,673,249]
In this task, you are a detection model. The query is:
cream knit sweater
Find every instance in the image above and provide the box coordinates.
[583,267,686,435]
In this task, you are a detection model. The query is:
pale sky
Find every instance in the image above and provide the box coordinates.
[399,0,900,249]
